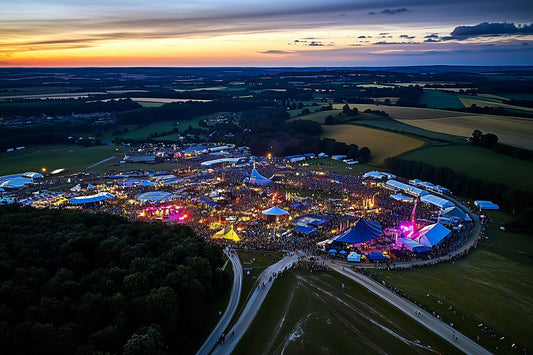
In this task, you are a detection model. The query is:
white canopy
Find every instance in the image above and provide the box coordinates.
[262,206,288,216]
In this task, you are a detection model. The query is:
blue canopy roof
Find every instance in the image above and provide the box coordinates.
[262,206,288,216]
[414,223,451,247]
[366,251,387,260]
[200,196,218,208]
[294,226,317,234]
[136,191,172,201]
[69,192,115,204]
[250,168,271,186]
[333,219,382,244]
[399,238,425,249]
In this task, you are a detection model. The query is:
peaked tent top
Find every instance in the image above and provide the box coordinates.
[262,205,288,216]
[213,225,240,241]
[333,219,382,244]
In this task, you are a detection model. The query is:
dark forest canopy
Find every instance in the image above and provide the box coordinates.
[0,205,230,355]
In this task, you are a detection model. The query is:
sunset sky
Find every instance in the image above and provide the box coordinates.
[2,0,533,67]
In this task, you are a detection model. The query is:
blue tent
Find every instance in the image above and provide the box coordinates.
[200,196,218,208]
[413,223,451,247]
[347,252,361,262]
[332,219,382,244]
[366,251,387,260]
[414,246,431,253]
[69,192,115,204]
[250,168,271,186]
[328,249,337,254]
[262,206,288,216]
[136,191,172,202]
[294,226,317,234]
[339,250,348,255]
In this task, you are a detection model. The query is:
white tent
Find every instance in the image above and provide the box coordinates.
[347,252,361,262]
[420,194,454,209]
[413,223,451,247]
[262,206,288,216]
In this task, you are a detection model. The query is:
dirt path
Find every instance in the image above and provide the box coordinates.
[210,253,300,355]
[196,248,242,355]
[327,262,491,355]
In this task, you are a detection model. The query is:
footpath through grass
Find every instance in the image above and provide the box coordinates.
[377,210,533,353]
[235,266,461,355]
[226,250,283,331]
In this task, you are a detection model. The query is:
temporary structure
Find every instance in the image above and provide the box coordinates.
[262,206,288,216]
[212,225,241,241]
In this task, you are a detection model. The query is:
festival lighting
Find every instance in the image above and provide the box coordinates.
[399,222,416,238]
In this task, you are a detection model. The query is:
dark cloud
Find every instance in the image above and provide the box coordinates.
[449,22,533,39]
[260,50,290,54]
[379,33,389,36]
[369,8,408,15]
[400,34,415,39]
[308,41,324,46]
[424,38,440,43]
[358,35,366,38]
[424,33,439,38]
[373,41,418,45]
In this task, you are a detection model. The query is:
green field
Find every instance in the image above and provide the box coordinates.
[399,144,533,191]
[235,267,461,355]
[419,90,464,109]
[377,210,533,351]
[321,124,426,164]
[0,144,131,176]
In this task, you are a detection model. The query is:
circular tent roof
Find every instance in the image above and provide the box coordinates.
[262,205,288,216]
[136,191,172,202]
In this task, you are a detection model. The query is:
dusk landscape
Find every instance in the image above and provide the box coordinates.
[0,1,532,354]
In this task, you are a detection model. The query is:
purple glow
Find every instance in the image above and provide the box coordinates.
[399,222,416,238]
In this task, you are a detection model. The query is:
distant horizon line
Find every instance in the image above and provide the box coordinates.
[1,65,533,71]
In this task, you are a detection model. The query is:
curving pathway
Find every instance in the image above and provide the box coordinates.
[210,253,300,355]
[196,248,242,355]
[327,261,491,355]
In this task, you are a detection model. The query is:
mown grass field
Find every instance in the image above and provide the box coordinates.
[235,267,461,355]
[334,103,533,151]
[458,96,533,113]
[321,124,426,164]
[418,90,464,109]
[378,210,533,352]
[397,114,533,151]
[399,144,533,191]
[0,144,130,176]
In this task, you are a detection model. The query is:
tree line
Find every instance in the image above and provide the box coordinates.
[384,157,533,230]
[0,98,140,118]
[0,205,230,354]
[236,108,371,162]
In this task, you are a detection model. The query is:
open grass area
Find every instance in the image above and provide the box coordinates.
[321,124,426,165]
[334,104,468,119]
[115,121,179,139]
[397,114,533,151]
[354,117,464,143]
[0,144,131,176]
[377,210,533,352]
[458,97,533,114]
[296,158,375,176]
[399,144,533,191]
[235,267,461,355]
[418,90,464,109]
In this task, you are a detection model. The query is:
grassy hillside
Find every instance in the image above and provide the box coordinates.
[321,124,426,164]
[399,144,533,191]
